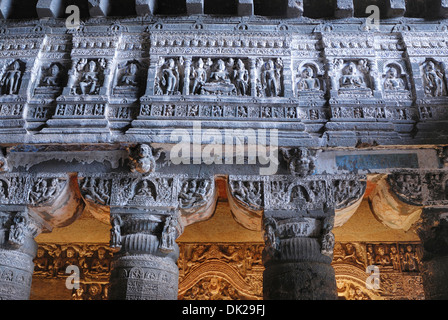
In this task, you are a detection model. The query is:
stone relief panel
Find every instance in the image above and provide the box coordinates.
[295,61,326,98]
[112,60,147,97]
[256,58,283,98]
[69,58,108,96]
[188,57,251,96]
[32,244,113,300]
[0,59,25,96]
[380,61,411,100]
[335,59,373,97]
[155,57,183,96]
[34,63,67,96]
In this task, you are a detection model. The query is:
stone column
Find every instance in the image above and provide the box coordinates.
[78,170,217,300]
[228,170,366,300]
[262,212,337,300]
[0,210,45,300]
[416,208,448,300]
[0,173,83,300]
[108,209,183,300]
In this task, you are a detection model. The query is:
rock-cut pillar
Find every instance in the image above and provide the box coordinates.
[108,209,183,300]
[0,210,45,300]
[417,208,448,300]
[262,212,337,300]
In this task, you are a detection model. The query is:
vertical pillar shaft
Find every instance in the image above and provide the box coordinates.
[417,208,448,300]
[108,210,183,300]
[0,210,44,300]
[262,213,337,300]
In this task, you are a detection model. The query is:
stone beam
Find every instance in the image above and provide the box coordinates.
[36,0,65,18]
[440,0,448,18]
[334,0,354,18]
[186,0,203,15]
[135,0,157,16]
[237,0,253,16]
[0,0,13,19]
[386,0,406,17]
[286,0,303,18]
[88,0,111,17]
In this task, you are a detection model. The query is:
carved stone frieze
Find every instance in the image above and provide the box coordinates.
[387,170,448,207]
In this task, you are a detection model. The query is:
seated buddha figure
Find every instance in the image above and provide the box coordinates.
[79,60,99,95]
[340,62,365,89]
[383,65,405,90]
[297,66,321,92]
[202,59,236,95]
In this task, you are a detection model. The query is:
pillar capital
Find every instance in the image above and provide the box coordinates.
[225,173,365,300]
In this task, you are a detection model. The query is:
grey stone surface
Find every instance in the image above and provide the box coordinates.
[334,0,354,18]
[237,0,254,16]
[186,0,203,15]
[0,0,13,19]
[36,0,65,18]
[88,0,111,17]
[387,0,406,17]
[135,0,157,15]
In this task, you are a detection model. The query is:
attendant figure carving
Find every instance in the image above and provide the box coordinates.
[191,58,207,95]
[262,59,280,97]
[423,60,446,97]
[1,60,23,95]
[233,59,249,96]
[161,58,179,95]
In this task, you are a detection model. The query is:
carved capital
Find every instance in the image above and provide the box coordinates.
[388,171,423,205]
[1,210,44,250]
[0,173,83,229]
[262,215,335,264]
[111,209,183,259]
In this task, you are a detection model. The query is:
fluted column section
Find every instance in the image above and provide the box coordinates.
[108,210,183,300]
